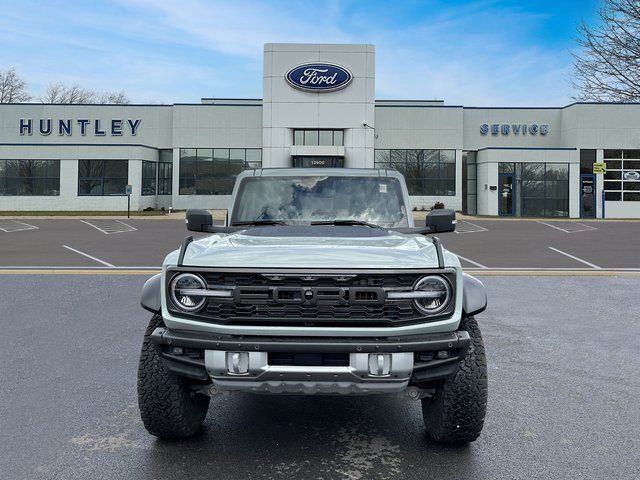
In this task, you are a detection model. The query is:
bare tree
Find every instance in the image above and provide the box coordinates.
[573,0,640,101]
[0,67,32,103]
[40,82,131,104]
[40,83,94,104]
[96,90,130,104]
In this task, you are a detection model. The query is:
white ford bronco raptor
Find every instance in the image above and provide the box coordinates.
[138,168,488,444]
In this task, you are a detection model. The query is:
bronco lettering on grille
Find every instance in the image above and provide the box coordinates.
[232,286,385,306]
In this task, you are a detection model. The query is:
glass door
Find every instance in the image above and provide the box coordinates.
[498,173,515,216]
[580,174,596,218]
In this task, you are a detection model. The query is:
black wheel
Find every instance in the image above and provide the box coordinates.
[137,314,210,439]
[421,316,488,445]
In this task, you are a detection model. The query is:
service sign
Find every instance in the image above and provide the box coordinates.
[480,123,549,136]
[285,63,353,92]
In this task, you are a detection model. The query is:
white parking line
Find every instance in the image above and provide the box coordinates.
[453,253,488,269]
[62,245,116,267]
[455,220,489,234]
[81,219,137,234]
[0,220,39,232]
[537,221,597,233]
[548,246,601,269]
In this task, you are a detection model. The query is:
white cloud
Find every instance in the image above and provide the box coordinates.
[369,2,575,105]
[116,0,353,58]
[122,0,576,105]
[0,0,578,104]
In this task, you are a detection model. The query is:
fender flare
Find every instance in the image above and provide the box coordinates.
[462,273,487,317]
[141,273,162,313]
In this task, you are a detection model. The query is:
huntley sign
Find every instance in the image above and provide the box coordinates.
[285,63,353,92]
[19,118,142,136]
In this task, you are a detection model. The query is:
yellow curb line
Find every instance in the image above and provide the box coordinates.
[0,269,160,275]
[472,270,640,276]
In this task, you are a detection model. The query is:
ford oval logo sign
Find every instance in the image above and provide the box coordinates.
[285,63,353,92]
[624,171,640,180]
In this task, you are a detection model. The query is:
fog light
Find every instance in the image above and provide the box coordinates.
[186,348,203,359]
[170,346,184,355]
[437,350,450,359]
[368,353,391,376]
[417,352,434,362]
[226,352,250,375]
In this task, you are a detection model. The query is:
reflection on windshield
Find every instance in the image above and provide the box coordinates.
[233,176,409,227]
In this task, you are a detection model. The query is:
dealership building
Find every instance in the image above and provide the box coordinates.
[1,43,640,218]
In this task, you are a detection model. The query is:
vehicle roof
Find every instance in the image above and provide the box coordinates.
[237,168,405,179]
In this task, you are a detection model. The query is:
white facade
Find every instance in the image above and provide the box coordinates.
[262,43,375,169]
[1,43,640,218]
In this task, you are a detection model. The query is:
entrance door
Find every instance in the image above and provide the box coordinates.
[498,173,515,216]
[580,174,596,218]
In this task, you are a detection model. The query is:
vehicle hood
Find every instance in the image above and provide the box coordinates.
[165,228,460,269]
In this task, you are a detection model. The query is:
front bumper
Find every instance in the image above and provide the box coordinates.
[151,327,470,395]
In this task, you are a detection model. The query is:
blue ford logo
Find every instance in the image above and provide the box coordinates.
[285,63,353,92]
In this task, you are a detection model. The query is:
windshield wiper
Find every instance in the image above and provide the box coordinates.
[310,219,384,229]
[231,219,288,226]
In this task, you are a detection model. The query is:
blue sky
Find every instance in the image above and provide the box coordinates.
[0,0,600,105]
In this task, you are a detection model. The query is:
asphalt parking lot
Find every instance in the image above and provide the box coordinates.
[1,274,639,480]
[0,217,638,272]
[1,217,639,479]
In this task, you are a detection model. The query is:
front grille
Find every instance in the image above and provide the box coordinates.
[167,269,455,327]
[203,301,417,327]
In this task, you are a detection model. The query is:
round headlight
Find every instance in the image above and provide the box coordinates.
[413,276,451,314]
[170,273,207,312]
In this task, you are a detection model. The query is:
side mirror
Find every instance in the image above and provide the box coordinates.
[186,209,213,232]
[426,209,456,233]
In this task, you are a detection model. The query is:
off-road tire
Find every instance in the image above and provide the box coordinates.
[137,314,210,439]
[421,316,487,445]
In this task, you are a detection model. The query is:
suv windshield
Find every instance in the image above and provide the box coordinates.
[232,175,409,228]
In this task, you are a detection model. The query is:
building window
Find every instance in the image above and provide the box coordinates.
[158,150,173,195]
[179,148,262,195]
[158,164,172,195]
[604,149,640,201]
[78,160,128,196]
[374,149,456,196]
[141,161,157,196]
[293,129,344,146]
[462,151,477,214]
[499,162,569,217]
[0,159,60,196]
